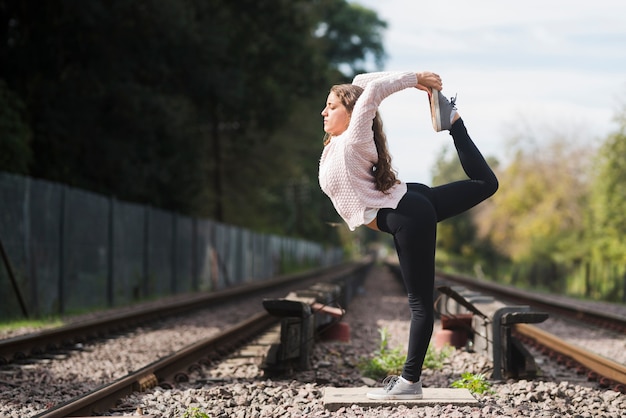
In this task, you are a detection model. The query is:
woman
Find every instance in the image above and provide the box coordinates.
[318,71,498,400]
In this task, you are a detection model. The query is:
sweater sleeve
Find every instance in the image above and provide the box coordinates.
[352,71,418,88]
[345,71,418,146]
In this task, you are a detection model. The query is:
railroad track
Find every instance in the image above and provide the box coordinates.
[2,261,370,417]
[32,311,277,418]
[5,263,624,417]
[436,271,626,333]
[0,261,370,365]
[514,323,626,390]
[437,270,626,392]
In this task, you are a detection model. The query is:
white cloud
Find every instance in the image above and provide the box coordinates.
[349,0,626,182]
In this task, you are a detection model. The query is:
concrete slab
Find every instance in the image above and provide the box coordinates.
[323,387,477,411]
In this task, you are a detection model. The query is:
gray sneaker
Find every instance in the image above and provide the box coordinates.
[429,89,457,132]
[366,375,423,400]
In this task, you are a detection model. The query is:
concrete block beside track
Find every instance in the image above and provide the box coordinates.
[323,387,477,411]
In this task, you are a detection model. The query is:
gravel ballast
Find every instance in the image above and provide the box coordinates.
[1,264,624,417]
[107,265,626,417]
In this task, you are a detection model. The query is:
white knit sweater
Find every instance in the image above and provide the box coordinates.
[318,71,417,230]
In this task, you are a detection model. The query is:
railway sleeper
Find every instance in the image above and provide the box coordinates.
[436,285,549,381]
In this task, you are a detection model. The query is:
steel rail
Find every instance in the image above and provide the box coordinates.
[515,323,626,386]
[32,311,278,418]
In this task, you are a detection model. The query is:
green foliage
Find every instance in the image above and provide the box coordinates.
[588,115,626,264]
[359,328,452,380]
[0,80,32,174]
[423,343,454,370]
[181,407,210,418]
[0,0,387,245]
[314,0,387,75]
[481,130,590,264]
[359,328,406,380]
[451,372,493,395]
[574,111,626,301]
[0,317,63,332]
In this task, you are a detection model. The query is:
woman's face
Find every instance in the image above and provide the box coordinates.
[321,91,350,137]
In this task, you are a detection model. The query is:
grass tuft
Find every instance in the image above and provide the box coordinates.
[358,328,453,380]
[451,372,494,394]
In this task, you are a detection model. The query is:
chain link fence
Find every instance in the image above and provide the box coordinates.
[0,172,343,319]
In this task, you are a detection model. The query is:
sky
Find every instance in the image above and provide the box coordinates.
[351,0,626,183]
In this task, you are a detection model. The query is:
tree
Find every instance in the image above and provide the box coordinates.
[226,0,388,241]
[0,80,31,173]
[1,0,210,212]
[0,0,388,245]
[475,120,592,289]
[585,105,626,300]
[313,0,387,76]
[588,107,626,262]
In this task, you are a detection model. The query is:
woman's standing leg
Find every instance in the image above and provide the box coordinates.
[376,191,438,383]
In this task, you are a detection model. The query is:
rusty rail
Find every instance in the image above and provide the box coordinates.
[32,311,278,418]
[515,323,626,387]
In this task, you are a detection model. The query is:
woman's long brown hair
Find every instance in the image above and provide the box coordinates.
[323,84,400,193]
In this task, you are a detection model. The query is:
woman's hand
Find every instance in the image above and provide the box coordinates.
[415,71,442,92]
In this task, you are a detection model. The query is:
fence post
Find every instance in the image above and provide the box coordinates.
[192,218,198,291]
[107,196,114,307]
[58,186,66,315]
[142,206,150,298]
[171,213,177,294]
[25,178,38,316]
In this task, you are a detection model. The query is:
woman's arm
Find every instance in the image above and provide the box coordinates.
[352,71,397,88]
[345,71,443,148]
[346,71,417,146]
[353,71,442,91]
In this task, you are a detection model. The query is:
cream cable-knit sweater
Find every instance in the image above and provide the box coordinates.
[319,71,417,230]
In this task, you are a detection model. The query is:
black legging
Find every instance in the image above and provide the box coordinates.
[376,118,498,382]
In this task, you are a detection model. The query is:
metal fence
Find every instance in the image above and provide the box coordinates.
[0,172,343,319]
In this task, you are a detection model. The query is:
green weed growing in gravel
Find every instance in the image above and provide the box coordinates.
[181,407,211,418]
[451,372,494,394]
[0,317,63,332]
[423,343,453,370]
[358,328,406,380]
[359,328,454,380]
